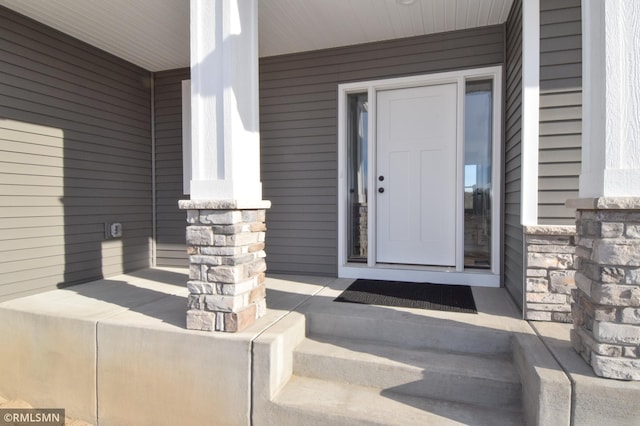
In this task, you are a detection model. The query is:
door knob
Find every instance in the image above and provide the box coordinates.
[378,176,385,181]
[378,188,385,193]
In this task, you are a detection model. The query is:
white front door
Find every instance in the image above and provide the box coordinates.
[376,84,458,266]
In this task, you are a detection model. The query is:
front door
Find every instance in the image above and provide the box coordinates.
[376,84,458,266]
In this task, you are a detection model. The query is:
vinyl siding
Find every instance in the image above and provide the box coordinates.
[0,7,152,301]
[538,0,582,224]
[154,68,189,267]
[504,0,524,309]
[260,26,505,276]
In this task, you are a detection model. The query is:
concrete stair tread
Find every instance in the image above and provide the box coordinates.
[297,335,519,384]
[303,303,514,355]
[294,335,522,408]
[272,375,524,426]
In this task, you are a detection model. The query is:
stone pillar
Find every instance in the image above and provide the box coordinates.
[569,198,640,380]
[183,0,268,332]
[568,0,640,379]
[180,200,270,332]
[524,226,577,323]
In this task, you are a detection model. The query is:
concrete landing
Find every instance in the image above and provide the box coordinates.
[0,268,330,425]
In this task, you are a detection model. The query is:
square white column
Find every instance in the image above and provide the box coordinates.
[189,0,262,201]
[580,0,640,198]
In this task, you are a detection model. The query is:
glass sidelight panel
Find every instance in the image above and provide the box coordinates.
[464,80,493,269]
[347,93,368,262]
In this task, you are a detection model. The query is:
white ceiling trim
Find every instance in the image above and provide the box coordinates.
[0,0,513,72]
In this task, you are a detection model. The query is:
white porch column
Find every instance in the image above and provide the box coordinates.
[189,0,262,201]
[568,0,640,380]
[580,0,640,197]
[520,0,540,226]
[180,0,269,333]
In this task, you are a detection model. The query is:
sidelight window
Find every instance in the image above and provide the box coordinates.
[463,80,493,269]
[347,93,369,262]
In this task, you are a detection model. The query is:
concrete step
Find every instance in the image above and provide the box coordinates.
[268,375,524,426]
[260,286,527,424]
[293,335,522,408]
[304,303,513,355]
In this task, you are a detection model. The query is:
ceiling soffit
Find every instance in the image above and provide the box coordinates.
[0,0,513,71]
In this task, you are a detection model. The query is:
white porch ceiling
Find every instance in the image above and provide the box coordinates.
[0,0,513,72]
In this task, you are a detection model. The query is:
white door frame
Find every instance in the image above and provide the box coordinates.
[337,66,502,287]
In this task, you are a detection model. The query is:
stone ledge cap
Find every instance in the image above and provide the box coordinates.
[524,225,576,236]
[179,199,272,210]
[566,197,640,210]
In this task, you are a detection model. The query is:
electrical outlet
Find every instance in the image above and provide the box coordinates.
[105,222,123,239]
[110,223,123,238]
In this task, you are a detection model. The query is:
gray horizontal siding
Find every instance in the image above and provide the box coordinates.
[0,6,152,301]
[538,0,582,225]
[260,26,505,276]
[154,68,189,267]
[504,0,524,309]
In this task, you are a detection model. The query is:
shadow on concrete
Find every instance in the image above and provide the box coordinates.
[58,268,188,329]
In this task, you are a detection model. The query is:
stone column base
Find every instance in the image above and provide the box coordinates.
[179,200,271,332]
[523,225,577,323]
[567,197,640,380]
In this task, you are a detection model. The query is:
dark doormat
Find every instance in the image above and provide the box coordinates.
[334,279,477,314]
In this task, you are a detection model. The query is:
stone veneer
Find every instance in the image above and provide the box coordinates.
[178,200,271,332]
[524,225,577,323]
[568,197,640,380]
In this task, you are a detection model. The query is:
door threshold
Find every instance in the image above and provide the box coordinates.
[339,264,500,287]
[375,263,456,272]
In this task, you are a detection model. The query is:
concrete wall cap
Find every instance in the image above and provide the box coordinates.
[179,199,272,210]
[524,225,576,236]
[567,197,640,210]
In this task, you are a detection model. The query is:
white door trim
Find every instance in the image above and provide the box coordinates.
[337,66,502,287]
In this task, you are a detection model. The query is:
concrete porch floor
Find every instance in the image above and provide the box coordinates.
[0,267,638,425]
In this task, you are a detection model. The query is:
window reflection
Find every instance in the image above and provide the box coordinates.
[347,93,368,262]
[464,80,493,269]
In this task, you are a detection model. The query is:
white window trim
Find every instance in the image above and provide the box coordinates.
[338,66,502,287]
